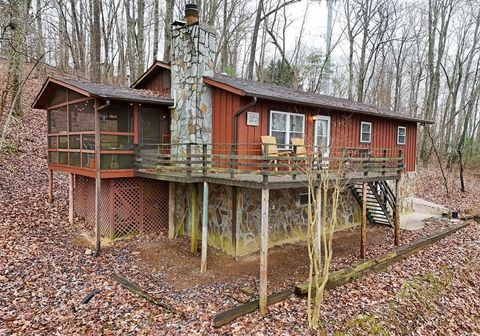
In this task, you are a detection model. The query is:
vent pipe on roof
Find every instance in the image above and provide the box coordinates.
[185,4,199,25]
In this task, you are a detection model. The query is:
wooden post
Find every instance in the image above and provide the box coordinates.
[190,184,198,254]
[394,178,401,246]
[47,169,53,203]
[361,182,367,259]
[94,98,101,256]
[168,182,175,239]
[231,186,237,257]
[259,188,269,315]
[200,181,209,273]
[133,103,139,145]
[68,173,74,224]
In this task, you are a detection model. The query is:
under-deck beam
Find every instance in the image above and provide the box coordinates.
[68,173,74,224]
[168,182,175,239]
[200,181,209,273]
[259,188,269,315]
[48,169,53,203]
[360,182,367,259]
[394,178,401,246]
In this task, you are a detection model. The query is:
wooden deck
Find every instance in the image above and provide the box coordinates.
[134,143,404,189]
[134,169,400,189]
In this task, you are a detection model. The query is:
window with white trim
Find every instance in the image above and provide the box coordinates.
[397,126,406,145]
[360,121,372,143]
[270,110,305,148]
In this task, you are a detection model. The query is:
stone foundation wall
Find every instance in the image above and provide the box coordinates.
[173,183,362,257]
[399,172,417,213]
[387,172,417,213]
[174,183,235,255]
[235,187,361,256]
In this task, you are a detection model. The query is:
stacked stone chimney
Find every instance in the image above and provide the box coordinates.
[170,4,216,146]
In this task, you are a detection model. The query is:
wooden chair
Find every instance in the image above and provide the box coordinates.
[291,137,308,167]
[261,135,290,171]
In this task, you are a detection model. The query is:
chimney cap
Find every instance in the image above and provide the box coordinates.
[185,3,199,25]
[185,3,198,10]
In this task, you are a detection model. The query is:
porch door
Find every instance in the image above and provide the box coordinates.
[139,107,170,145]
[314,116,331,161]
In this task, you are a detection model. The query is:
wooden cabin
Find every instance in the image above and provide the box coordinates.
[34,4,432,263]
[34,3,434,313]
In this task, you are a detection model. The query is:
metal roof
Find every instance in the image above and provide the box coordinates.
[204,74,433,124]
[33,77,174,109]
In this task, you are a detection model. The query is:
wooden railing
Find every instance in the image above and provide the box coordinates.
[134,143,404,183]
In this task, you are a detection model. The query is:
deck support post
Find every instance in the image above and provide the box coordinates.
[190,184,199,254]
[394,178,401,246]
[259,188,269,315]
[68,173,74,224]
[361,182,367,259]
[93,98,101,257]
[168,182,175,239]
[200,181,209,273]
[47,169,53,203]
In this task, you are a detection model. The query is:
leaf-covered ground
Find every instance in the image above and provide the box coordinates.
[1,74,479,335]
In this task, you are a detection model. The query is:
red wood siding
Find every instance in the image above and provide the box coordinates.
[211,88,418,172]
[135,70,171,94]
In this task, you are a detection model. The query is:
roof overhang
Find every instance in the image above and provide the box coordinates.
[203,76,434,125]
[33,77,91,109]
[203,77,247,96]
[131,61,171,89]
[33,77,174,109]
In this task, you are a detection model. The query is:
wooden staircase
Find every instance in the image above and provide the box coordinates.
[349,181,396,227]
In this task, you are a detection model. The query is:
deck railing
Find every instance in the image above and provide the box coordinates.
[134,143,404,182]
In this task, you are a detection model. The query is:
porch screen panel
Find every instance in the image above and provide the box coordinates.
[69,100,95,131]
[139,108,162,144]
[101,154,133,169]
[100,104,133,132]
[98,103,134,170]
[48,106,67,133]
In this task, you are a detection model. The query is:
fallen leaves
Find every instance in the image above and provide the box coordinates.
[0,70,479,335]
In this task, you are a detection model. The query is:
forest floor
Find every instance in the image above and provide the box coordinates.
[1,73,480,335]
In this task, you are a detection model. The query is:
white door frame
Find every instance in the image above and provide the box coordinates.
[314,115,331,158]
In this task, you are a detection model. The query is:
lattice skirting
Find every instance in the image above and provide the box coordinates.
[74,176,169,239]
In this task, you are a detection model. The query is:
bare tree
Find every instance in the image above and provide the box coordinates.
[90,0,101,82]
[163,0,174,62]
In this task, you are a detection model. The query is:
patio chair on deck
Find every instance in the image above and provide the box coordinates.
[291,138,309,167]
[261,136,290,171]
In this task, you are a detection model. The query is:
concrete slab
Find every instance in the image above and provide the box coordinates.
[400,198,446,231]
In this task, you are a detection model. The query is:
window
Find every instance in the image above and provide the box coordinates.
[299,193,309,207]
[270,111,305,148]
[360,121,372,143]
[397,126,406,145]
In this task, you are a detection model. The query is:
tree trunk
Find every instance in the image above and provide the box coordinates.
[137,0,145,75]
[152,0,160,61]
[90,0,101,82]
[163,0,174,62]
[6,0,31,116]
[246,0,264,79]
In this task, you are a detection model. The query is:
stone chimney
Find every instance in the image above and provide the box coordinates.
[170,3,216,146]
